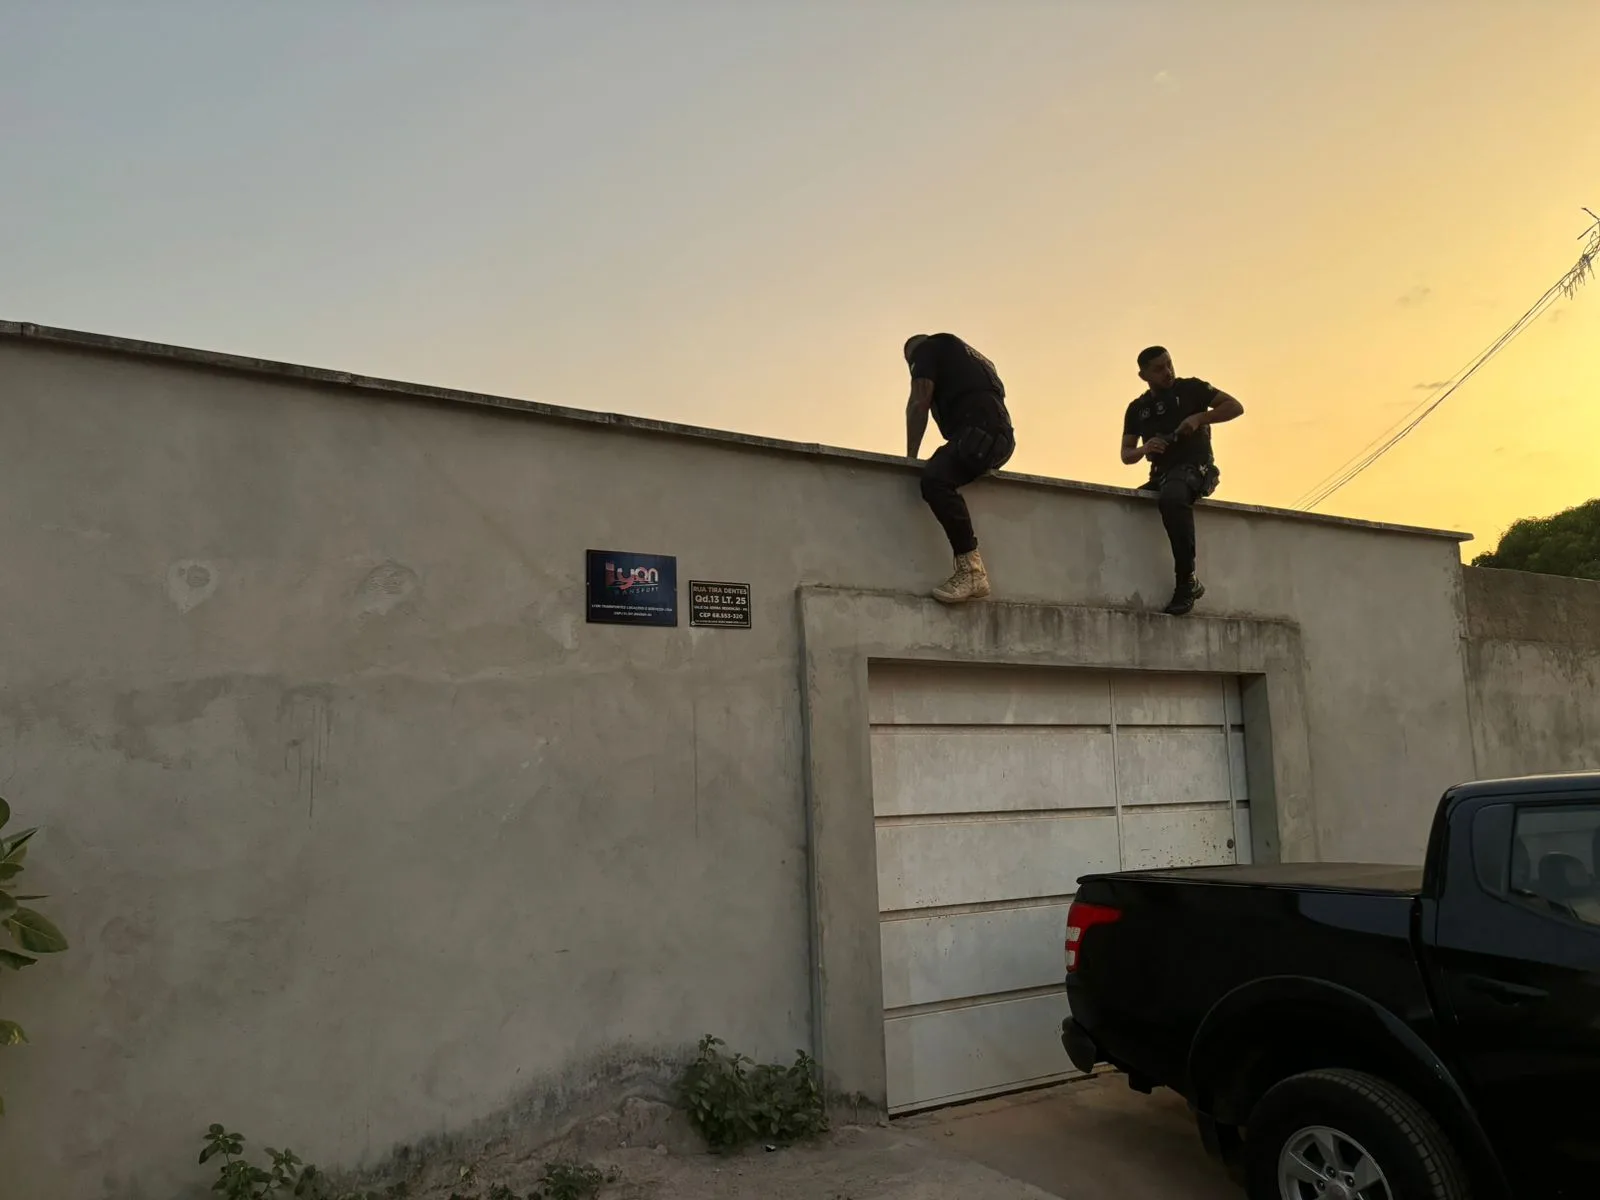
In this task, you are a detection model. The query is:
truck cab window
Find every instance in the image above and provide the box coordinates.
[1512,804,1600,926]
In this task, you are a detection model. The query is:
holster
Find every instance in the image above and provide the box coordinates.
[955,426,999,464]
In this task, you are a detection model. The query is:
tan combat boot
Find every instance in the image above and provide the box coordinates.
[932,550,991,604]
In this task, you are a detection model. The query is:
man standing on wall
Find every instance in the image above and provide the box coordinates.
[1120,346,1245,616]
[905,333,1016,603]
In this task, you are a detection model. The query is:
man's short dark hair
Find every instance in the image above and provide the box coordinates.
[1137,346,1168,368]
[905,334,928,358]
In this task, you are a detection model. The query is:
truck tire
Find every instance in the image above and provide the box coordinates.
[1244,1068,1471,1200]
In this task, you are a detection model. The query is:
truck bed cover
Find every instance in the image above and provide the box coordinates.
[1092,861,1424,894]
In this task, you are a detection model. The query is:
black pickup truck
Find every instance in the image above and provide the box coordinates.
[1060,771,1600,1200]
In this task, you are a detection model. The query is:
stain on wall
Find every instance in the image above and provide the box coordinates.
[281,686,335,818]
[355,561,419,618]
[167,559,219,613]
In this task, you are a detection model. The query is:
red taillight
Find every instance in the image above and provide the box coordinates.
[1065,901,1121,973]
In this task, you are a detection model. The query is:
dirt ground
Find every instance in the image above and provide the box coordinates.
[599,1123,1061,1199]
[610,1074,1239,1200]
[394,1074,1234,1200]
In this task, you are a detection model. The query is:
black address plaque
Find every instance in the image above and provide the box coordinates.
[688,580,751,629]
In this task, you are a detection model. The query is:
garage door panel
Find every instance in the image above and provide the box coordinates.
[880,903,1070,1010]
[869,664,1249,1113]
[1120,806,1236,870]
[1112,672,1227,726]
[885,992,1078,1111]
[868,664,1111,727]
[870,728,1116,817]
[876,814,1120,912]
[1115,728,1232,806]
[1235,805,1254,865]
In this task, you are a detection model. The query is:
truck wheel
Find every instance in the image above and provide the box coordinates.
[1244,1069,1470,1200]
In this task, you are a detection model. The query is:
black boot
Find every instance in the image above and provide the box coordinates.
[1164,574,1205,616]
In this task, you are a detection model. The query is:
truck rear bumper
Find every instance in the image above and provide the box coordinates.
[1060,1017,1100,1075]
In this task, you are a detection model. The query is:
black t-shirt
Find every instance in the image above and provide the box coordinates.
[909,333,1011,439]
[1122,377,1220,474]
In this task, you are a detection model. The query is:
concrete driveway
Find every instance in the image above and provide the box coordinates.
[575,1073,1235,1200]
[900,1074,1241,1200]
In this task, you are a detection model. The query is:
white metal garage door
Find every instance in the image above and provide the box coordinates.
[869,663,1250,1113]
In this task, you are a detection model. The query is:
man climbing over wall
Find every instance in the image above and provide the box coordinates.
[1120,346,1245,616]
[904,332,1016,603]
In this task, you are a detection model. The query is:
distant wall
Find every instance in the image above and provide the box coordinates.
[1462,566,1600,779]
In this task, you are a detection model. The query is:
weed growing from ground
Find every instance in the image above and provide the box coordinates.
[531,1160,614,1200]
[200,1127,613,1200]
[677,1034,827,1153]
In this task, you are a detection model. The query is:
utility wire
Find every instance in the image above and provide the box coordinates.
[1295,210,1600,511]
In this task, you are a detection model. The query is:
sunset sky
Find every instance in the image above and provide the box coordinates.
[3,3,1597,550]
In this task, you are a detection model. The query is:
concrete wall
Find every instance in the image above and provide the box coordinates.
[1462,566,1600,779]
[0,325,1486,1196]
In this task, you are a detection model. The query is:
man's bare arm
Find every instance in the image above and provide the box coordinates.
[1120,433,1147,465]
[906,379,934,459]
[1176,391,1244,437]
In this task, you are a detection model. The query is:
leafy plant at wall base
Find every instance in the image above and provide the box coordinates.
[0,796,70,1116]
[199,1126,411,1200]
[201,1126,319,1199]
[677,1034,828,1153]
[197,1128,612,1200]
[532,1160,614,1200]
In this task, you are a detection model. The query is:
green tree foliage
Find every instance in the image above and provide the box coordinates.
[1472,498,1600,581]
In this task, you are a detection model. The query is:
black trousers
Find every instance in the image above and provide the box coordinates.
[921,426,1015,555]
[1138,464,1217,579]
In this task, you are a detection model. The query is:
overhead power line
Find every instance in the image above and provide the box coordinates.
[1295,209,1600,512]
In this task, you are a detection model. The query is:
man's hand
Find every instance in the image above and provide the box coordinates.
[1142,437,1170,459]
[1175,413,1208,438]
